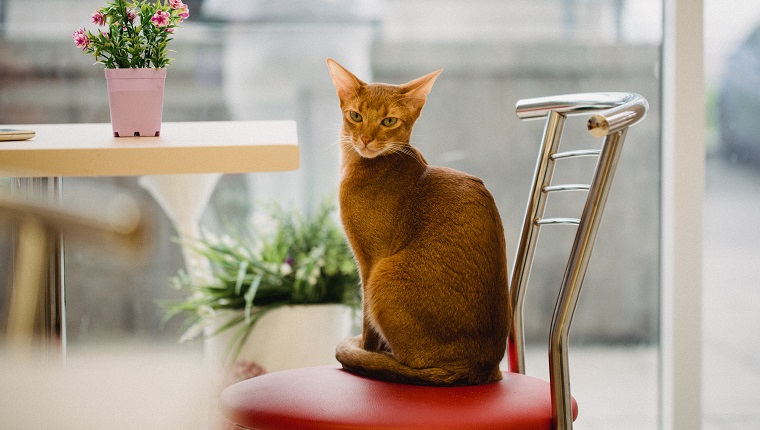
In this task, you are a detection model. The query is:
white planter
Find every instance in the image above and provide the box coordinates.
[204,304,354,374]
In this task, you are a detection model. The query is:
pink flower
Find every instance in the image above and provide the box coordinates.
[168,0,184,9]
[126,9,137,22]
[150,10,170,27]
[178,4,189,21]
[91,11,106,26]
[72,28,90,50]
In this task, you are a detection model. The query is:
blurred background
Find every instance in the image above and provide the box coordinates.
[0,0,758,428]
[0,0,663,349]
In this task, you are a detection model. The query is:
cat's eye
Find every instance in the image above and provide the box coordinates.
[348,111,363,122]
[381,117,398,127]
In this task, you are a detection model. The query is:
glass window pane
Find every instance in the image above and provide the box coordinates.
[1,1,663,428]
[704,1,760,427]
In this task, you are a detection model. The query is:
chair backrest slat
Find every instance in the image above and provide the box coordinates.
[551,149,601,160]
[535,217,581,226]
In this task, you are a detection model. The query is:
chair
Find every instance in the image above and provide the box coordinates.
[218,92,649,430]
[1,183,149,356]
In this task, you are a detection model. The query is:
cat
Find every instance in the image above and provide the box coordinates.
[327,58,510,386]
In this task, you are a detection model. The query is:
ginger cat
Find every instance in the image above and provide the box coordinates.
[327,59,510,386]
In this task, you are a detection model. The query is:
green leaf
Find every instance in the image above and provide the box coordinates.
[161,197,359,362]
[234,260,249,296]
[243,274,263,325]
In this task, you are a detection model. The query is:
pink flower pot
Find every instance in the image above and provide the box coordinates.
[105,68,166,137]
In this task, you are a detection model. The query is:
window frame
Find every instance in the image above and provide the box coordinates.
[660,0,704,429]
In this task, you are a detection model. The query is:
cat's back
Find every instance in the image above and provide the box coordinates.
[389,164,507,270]
[412,165,503,231]
[400,164,509,327]
[341,154,505,267]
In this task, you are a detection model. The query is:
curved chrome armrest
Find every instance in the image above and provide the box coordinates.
[586,95,648,137]
[515,92,649,137]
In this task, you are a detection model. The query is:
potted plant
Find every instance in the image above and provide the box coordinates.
[165,200,360,377]
[72,0,189,137]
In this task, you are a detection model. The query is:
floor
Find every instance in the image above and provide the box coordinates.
[701,156,760,429]
[523,345,659,430]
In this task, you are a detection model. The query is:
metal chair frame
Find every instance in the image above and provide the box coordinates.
[508,92,648,429]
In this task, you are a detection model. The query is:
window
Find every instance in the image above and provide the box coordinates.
[703,1,760,427]
[1,1,665,428]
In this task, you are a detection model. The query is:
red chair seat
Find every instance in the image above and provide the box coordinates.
[219,366,578,430]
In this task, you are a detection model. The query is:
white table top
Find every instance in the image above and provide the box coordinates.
[0,121,300,177]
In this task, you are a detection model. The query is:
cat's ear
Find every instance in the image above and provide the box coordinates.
[400,69,443,100]
[327,58,366,100]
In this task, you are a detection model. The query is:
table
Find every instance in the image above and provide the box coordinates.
[0,121,300,351]
[0,121,299,177]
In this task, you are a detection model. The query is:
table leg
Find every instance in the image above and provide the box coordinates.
[11,177,66,355]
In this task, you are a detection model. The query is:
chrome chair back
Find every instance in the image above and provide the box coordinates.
[508,92,648,429]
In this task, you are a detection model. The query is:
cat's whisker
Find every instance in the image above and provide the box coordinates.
[330,141,347,152]
[385,143,409,154]
[337,136,355,148]
[326,138,347,150]
[381,142,426,167]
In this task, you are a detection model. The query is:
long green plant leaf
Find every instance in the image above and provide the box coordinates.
[234,260,249,296]
[244,274,263,326]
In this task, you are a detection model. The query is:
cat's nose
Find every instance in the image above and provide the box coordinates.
[359,136,370,147]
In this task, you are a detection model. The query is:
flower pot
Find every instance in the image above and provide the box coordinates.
[203,305,353,429]
[105,68,166,137]
[204,304,355,375]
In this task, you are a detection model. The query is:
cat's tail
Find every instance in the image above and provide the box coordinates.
[335,336,501,386]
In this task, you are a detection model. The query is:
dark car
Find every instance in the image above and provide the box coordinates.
[718,24,760,164]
